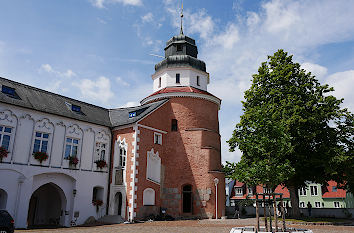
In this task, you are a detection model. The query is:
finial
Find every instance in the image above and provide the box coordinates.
[180,0,184,35]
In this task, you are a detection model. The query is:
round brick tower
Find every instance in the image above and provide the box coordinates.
[141,32,225,219]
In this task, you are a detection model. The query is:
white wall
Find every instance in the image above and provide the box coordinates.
[0,103,111,228]
[152,68,209,92]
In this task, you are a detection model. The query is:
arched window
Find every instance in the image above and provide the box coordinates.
[117,138,127,169]
[143,188,155,206]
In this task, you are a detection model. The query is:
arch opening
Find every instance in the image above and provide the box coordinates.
[27,183,66,227]
[0,188,8,209]
[114,192,123,215]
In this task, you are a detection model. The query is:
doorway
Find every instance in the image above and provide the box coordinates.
[182,185,193,213]
[114,192,123,215]
[27,183,66,227]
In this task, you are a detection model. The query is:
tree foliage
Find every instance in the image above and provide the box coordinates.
[227,49,354,214]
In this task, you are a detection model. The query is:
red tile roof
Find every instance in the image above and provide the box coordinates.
[322,180,346,198]
[148,86,218,98]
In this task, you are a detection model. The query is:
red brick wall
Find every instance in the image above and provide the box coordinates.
[136,96,225,219]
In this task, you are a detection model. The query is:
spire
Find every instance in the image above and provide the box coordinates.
[180,1,184,35]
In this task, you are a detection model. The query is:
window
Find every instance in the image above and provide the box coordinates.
[315,201,321,208]
[310,186,318,196]
[158,77,161,88]
[177,44,182,52]
[129,112,136,118]
[64,137,79,159]
[92,186,104,202]
[1,85,19,99]
[143,188,155,205]
[119,146,126,168]
[299,187,307,196]
[332,186,337,192]
[248,187,253,196]
[334,201,340,208]
[235,188,243,196]
[263,187,272,194]
[176,73,180,83]
[299,202,305,208]
[197,76,200,86]
[154,132,162,145]
[0,126,12,150]
[96,142,106,160]
[33,132,49,153]
[171,119,178,131]
[71,104,81,113]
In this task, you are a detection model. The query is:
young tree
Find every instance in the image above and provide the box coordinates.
[227,50,354,217]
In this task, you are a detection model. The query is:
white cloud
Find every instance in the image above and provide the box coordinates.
[73,76,114,105]
[39,64,76,78]
[212,24,239,49]
[326,70,354,112]
[116,76,130,86]
[120,101,140,108]
[301,62,328,79]
[40,64,54,73]
[141,12,153,23]
[185,9,214,40]
[91,0,142,8]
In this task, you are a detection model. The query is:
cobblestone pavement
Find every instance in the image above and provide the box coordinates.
[17,218,354,233]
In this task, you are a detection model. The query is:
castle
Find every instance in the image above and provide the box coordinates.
[0,30,225,228]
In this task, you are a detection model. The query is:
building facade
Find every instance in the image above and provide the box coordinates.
[0,30,225,228]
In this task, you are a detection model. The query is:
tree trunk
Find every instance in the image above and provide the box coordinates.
[288,185,300,218]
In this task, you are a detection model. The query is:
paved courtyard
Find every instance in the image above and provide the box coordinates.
[17,218,354,233]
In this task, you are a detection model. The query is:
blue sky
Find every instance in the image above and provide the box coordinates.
[0,0,354,163]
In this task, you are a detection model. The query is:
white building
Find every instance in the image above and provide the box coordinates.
[0,78,111,228]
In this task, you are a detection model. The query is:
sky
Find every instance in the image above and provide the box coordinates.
[0,0,354,163]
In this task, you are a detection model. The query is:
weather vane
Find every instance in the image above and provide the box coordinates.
[180,0,184,35]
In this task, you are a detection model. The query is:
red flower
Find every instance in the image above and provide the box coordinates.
[33,151,48,163]
[69,156,79,166]
[0,147,9,162]
[92,199,103,206]
[95,160,107,169]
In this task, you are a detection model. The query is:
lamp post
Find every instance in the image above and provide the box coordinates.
[214,177,219,219]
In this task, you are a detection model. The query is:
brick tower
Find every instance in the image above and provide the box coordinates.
[139,31,225,219]
[109,30,225,221]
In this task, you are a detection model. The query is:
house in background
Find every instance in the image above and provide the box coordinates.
[229,180,354,209]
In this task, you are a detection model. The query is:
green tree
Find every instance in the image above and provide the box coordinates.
[227,50,354,217]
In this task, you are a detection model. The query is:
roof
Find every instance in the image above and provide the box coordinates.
[0,77,111,126]
[322,180,346,198]
[0,77,168,128]
[148,86,218,99]
[109,99,168,127]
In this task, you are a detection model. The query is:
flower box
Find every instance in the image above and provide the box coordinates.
[33,151,48,164]
[94,159,107,169]
[0,147,9,162]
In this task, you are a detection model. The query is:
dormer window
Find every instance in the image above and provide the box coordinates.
[71,104,81,113]
[176,73,180,84]
[177,44,183,52]
[158,77,161,88]
[235,188,243,196]
[129,112,136,118]
[1,85,20,99]
[197,76,200,86]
